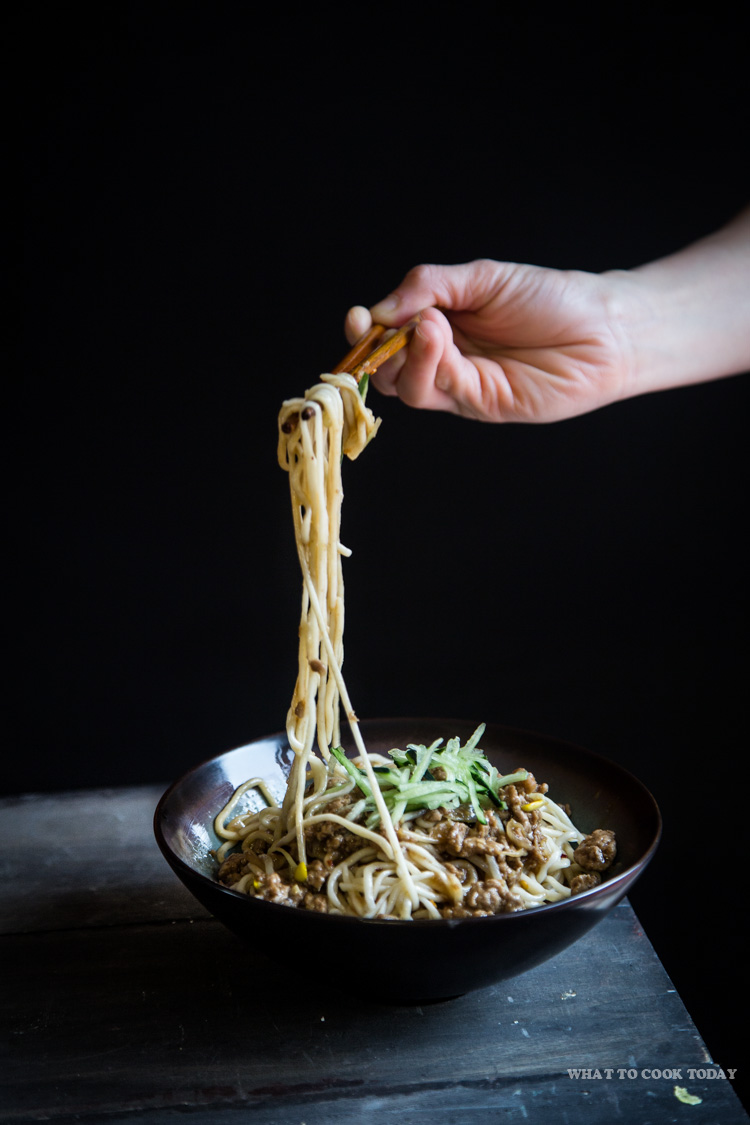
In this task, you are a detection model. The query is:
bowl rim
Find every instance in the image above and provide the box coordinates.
[154,718,662,929]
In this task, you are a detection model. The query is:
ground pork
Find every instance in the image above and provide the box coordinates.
[569,872,602,894]
[573,829,617,871]
[217,852,252,886]
[464,878,523,913]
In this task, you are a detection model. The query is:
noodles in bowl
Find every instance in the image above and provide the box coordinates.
[154,353,660,996]
[213,724,618,920]
[209,370,617,921]
[154,719,661,999]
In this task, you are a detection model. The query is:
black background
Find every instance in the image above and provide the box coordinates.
[19,2,748,1099]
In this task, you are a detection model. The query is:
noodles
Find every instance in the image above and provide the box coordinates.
[212,372,616,919]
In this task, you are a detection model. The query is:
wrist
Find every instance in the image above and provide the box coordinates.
[600,268,684,401]
[608,214,750,400]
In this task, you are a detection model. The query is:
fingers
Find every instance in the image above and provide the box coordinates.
[370,260,507,326]
[345,260,507,360]
[343,260,518,418]
[370,308,462,413]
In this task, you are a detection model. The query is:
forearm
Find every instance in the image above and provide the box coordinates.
[610,207,750,400]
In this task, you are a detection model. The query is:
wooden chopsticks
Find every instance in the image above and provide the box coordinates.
[331,325,386,375]
[332,314,422,383]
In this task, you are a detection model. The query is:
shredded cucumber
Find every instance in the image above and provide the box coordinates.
[329,725,528,828]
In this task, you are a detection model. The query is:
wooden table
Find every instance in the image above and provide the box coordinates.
[2,786,746,1124]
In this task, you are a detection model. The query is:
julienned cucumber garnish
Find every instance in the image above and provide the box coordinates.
[329,725,528,829]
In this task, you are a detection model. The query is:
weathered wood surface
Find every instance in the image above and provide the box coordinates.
[1,787,746,1124]
[1,787,198,933]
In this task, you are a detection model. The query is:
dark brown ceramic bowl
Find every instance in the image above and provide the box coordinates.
[154,718,660,1001]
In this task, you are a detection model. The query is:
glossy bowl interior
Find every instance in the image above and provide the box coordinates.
[154,718,661,1001]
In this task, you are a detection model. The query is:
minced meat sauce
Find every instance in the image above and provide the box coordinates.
[216,773,617,917]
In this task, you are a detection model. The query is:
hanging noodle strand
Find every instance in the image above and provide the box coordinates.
[276,374,418,913]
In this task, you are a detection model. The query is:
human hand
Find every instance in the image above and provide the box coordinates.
[345,261,636,423]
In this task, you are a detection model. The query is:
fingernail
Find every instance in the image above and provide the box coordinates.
[370,294,400,318]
